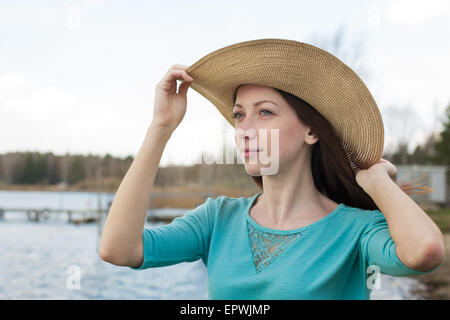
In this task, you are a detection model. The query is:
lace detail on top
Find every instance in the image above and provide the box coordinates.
[247,221,302,273]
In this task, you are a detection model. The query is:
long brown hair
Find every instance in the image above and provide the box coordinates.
[233,86,433,211]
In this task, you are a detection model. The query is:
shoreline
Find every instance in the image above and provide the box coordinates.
[0,184,260,209]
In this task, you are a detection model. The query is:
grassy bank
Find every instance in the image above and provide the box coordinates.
[425,207,450,233]
[0,183,261,209]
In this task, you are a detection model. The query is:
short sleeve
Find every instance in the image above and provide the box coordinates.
[359,210,445,276]
[129,196,216,270]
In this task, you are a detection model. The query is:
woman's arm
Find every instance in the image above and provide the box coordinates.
[98,64,194,268]
[99,124,172,267]
[357,162,446,272]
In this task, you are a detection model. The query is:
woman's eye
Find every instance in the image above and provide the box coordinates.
[260,109,273,116]
[232,112,242,119]
[232,109,273,120]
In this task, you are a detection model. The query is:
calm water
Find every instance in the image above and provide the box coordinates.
[0,190,425,299]
[0,190,208,299]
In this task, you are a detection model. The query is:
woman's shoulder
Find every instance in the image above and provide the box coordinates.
[204,193,259,219]
[338,203,385,226]
[179,194,248,224]
[340,203,382,214]
[213,193,259,208]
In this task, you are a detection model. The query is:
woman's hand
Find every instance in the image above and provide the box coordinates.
[354,158,398,190]
[152,64,194,132]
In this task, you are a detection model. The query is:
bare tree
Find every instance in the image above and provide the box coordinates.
[382,103,422,163]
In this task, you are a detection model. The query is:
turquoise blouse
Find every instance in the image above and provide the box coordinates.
[130,193,445,299]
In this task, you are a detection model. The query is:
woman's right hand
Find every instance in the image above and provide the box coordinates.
[152,64,194,132]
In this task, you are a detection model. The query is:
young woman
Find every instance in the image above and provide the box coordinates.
[99,39,446,300]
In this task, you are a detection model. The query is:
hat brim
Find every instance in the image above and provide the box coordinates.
[185,38,384,170]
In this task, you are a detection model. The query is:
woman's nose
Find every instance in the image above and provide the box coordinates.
[234,114,259,134]
[235,126,259,152]
[235,127,258,140]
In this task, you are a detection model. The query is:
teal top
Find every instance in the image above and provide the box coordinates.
[130,193,445,299]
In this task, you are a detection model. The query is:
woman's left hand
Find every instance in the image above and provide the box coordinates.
[354,158,398,190]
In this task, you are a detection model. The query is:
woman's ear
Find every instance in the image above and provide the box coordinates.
[305,129,319,145]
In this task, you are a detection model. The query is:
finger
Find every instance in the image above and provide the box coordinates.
[170,65,194,80]
[390,167,398,178]
[178,80,191,99]
[163,65,190,80]
[167,69,194,83]
[172,69,194,81]
[383,164,396,179]
[171,64,190,70]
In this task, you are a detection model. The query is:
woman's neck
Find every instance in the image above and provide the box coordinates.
[255,164,338,229]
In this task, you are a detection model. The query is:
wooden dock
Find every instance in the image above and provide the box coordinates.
[0,208,107,224]
[0,191,220,224]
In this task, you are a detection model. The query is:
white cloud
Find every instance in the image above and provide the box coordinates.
[0,75,102,122]
[0,74,34,101]
[0,73,132,155]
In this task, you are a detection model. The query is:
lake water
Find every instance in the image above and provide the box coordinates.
[0,190,426,299]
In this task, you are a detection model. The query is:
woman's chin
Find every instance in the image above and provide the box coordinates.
[243,163,263,176]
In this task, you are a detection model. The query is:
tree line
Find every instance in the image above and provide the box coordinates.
[1,103,449,191]
[0,151,256,191]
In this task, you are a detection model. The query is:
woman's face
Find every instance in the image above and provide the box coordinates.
[233,84,317,176]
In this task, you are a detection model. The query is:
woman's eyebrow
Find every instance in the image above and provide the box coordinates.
[233,100,278,108]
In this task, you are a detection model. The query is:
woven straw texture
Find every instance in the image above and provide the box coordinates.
[185,38,384,170]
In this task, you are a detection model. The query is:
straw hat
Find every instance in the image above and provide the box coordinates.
[185,38,384,170]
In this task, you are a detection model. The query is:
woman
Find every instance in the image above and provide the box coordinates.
[99,39,446,300]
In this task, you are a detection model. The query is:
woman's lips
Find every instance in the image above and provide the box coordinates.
[243,148,262,157]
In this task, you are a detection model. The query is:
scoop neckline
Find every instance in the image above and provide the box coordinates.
[245,192,345,234]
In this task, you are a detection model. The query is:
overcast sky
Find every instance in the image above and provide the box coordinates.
[1,0,449,166]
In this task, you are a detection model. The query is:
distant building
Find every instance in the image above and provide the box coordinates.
[396,165,448,208]
[57,181,68,190]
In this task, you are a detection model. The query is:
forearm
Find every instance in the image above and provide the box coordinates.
[361,170,445,271]
[99,123,173,265]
